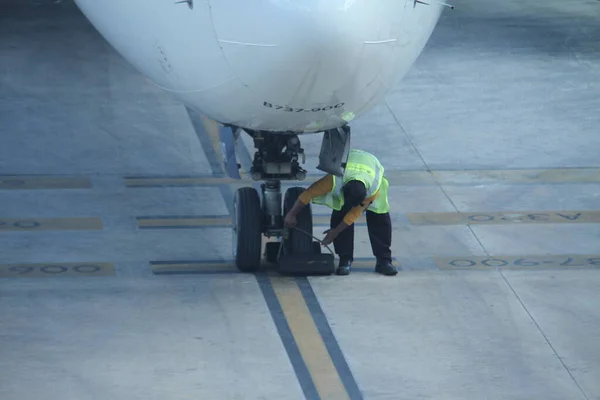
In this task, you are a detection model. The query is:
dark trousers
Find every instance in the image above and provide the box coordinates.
[330,206,392,263]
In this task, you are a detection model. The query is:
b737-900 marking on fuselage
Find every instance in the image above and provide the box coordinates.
[263,101,345,112]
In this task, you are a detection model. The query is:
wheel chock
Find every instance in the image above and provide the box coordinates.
[277,252,335,276]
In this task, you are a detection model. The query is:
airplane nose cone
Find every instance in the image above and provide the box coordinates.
[209,0,403,109]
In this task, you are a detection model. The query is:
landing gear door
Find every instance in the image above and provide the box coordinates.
[316,125,351,177]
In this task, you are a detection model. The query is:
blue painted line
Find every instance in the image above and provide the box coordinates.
[235,133,255,175]
[187,107,235,214]
[186,107,319,399]
[255,274,321,400]
[296,277,364,400]
[218,125,242,179]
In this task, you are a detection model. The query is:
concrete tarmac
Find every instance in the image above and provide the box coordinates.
[1,1,600,399]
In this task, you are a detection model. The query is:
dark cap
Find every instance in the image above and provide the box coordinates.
[342,180,367,207]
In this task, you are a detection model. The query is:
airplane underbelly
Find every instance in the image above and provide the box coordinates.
[73,0,444,133]
[180,0,436,132]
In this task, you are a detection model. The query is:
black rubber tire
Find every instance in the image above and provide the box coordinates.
[264,242,280,263]
[232,187,262,272]
[283,186,314,255]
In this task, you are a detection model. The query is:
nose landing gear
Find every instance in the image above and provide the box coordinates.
[231,126,351,274]
[232,183,316,272]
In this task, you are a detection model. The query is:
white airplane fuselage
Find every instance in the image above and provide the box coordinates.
[73,0,444,134]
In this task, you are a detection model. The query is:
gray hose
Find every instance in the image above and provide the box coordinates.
[291,226,335,255]
[277,226,334,262]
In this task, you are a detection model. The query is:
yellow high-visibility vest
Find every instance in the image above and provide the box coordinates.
[311,149,390,213]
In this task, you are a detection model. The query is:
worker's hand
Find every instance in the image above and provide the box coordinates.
[321,229,338,246]
[283,212,297,228]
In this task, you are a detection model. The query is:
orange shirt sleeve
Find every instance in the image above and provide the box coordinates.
[342,189,380,225]
[298,178,381,225]
[297,175,334,204]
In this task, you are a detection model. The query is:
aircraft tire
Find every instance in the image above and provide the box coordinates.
[232,187,262,272]
[283,187,314,255]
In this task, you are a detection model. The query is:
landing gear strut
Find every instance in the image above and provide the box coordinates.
[232,126,351,273]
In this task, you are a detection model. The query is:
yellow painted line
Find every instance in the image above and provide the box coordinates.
[0,176,92,190]
[123,176,320,187]
[408,210,600,226]
[385,168,600,185]
[435,255,600,270]
[0,262,114,278]
[0,217,103,231]
[429,168,600,185]
[137,215,352,229]
[384,170,435,185]
[151,262,237,274]
[199,114,226,175]
[124,167,600,188]
[124,176,240,186]
[150,259,385,274]
[270,276,350,400]
[138,216,231,228]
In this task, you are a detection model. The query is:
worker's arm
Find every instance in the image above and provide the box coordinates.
[284,175,334,224]
[331,189,380,232]
[322,188,381,246]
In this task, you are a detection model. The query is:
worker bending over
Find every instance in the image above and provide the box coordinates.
[284,149,397,276]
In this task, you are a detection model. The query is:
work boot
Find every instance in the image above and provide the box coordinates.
[375,259,398,276]
[336,259,352,276]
